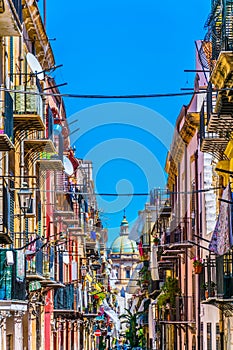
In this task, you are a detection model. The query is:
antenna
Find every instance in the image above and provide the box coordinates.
[26,53,45,81]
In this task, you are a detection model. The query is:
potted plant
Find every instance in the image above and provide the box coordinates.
[193,257,204,274]
[208,281,216,297]
[139,265,151,288]
[201,282,209,299]
[201,281,216,298]
[157,277,181,313]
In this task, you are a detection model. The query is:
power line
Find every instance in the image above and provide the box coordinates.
[84,186,222,196]
[37,186,222,196]
[1,86,233,99]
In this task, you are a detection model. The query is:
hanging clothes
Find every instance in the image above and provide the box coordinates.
[150,245,159,280]
[209,184,232,255]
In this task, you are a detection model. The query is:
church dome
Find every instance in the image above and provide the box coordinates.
[111,236,137,254]
[110,213,137,254]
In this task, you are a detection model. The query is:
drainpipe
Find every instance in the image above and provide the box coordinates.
[195,150,201,350]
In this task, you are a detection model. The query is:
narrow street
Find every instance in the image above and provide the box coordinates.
[0,1,231,349]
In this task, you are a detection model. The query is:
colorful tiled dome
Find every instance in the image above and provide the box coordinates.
[111,213,137,254]
[111,236,137,254]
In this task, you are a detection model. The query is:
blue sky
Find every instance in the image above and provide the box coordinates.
[40,1,210,245]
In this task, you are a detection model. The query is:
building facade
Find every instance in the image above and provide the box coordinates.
[0,1,111,350]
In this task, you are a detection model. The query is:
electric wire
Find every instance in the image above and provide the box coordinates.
[35,186,222,196]
[2,86,233,99]
[62,186,223,196]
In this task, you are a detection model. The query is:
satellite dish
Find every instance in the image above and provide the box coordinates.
[63,156,74,176]
[26,53,45,80]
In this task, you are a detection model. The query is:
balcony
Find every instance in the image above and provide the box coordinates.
[200,254,233,302]
[24,139,56,155]
[54,284,74,311]
[210,52,233,100]
[36,158,64,172]
[216,253,233,299]
[62,218,86,240]
[0,0,22,36]
[200,129,228,160]
[54,193,74,217]
[13,84,45,132]
[159,296,195,324]
[40,256,65,289]
[0,250,26,301]
[199,98,231,159]
[26,237,45,280]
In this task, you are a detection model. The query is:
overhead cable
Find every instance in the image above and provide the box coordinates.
[1,86,233,99]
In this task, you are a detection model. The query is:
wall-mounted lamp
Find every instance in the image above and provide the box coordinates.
[18,182,32,216]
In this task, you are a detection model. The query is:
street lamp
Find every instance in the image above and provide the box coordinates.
[18,182,32,216]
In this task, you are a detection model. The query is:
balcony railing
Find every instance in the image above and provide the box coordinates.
[200,255,233,300]
[204,0,233,60]
[0,0,22,36]
[159,296,195,323]
[200,127,229,160]
[216,253,233,299]
[54,284,74,310]
[26,237,44,279]
[0,250,26,301]
[13,81,45,131]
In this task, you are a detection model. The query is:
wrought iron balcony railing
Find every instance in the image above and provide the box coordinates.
[159,296,195,323]
[54,284,74,310]
[0,250,26,301]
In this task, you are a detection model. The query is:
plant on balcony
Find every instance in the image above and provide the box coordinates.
[201,281,216,298]
[157,277,181,309]
[193,257,204,274]
[138,265,151,287]
[90,282,106,302]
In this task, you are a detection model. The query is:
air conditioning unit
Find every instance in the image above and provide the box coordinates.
[25,198,36,217]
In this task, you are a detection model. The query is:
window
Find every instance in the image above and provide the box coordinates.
[126,270,130,279]
[207,323,212,350]
[216,324,220,350]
